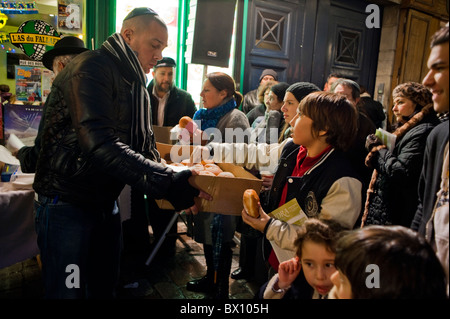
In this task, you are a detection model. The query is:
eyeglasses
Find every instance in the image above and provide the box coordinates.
[123,7,158,21]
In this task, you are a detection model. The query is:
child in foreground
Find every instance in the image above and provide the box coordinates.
[261,218,346,299]
[329,225,447,299]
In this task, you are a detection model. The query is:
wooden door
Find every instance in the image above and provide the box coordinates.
[388,8,441,122]
[312,0,382,94]
[240,0,382,95]
[241,0,311,93]
[392,9,441,88]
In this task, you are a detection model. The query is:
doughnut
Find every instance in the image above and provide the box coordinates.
[243,189,260,218]
[217,171,235,178]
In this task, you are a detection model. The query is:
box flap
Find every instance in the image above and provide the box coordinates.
[155,142,263,215]
[153,126,175,145]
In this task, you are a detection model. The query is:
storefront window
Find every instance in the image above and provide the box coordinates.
[115,0,237,110]
[0,0,86,143]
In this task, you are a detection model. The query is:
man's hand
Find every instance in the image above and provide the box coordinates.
[241,202,271,232]
[10,147,19,157]
[365,134,383,151]
[183,167,213,215]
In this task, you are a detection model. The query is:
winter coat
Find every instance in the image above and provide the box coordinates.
[364,110,440,226]
[32,50,193,211]
[147,80,197,127]
[412,120,449,233]
[242,89,259,114]
[264,140,363,251]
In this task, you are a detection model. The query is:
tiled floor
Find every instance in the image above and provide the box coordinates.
[0,219,261,299]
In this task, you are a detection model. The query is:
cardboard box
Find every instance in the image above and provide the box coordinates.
[155,142,263,216]
[153,125,176,145]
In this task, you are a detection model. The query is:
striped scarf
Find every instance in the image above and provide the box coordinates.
[101,33,159,161]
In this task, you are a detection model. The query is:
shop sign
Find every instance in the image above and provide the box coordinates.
[0,12,8,29]
[0,1,38,14]
[9,20,60,61]
[0,32,9,43]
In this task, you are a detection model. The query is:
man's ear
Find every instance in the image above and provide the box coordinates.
[122,29,133,44]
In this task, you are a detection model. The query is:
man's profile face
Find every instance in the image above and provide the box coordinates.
[125,19,168,74]
[153,66,174,93]
[423,42,449,113]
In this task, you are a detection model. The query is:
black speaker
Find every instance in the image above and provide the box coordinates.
[186,0,236,68]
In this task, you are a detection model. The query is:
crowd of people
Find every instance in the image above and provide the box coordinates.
[5,6,448,299]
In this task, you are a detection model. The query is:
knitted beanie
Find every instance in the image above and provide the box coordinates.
[286,82,320,103]
[270,82,290,101]
[393,82,432,110]
[259,69,278,82]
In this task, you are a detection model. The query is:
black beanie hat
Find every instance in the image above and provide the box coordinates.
[270,82,290,101]
[286,82,320,103]
[259,69,278,82]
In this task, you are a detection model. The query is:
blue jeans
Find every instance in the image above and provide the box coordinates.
[34,196,121,299]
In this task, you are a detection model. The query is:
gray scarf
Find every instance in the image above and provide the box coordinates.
[101,33,159,161]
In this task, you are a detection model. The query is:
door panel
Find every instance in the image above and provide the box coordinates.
[397,9,440,85]
[242,0,381,95]
[312,0,381,93]
[243,0,307,93]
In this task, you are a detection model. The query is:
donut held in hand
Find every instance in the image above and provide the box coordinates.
[243,189,260,218]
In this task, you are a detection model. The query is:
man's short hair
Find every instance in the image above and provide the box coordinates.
[332,78,361,101]
[121,8,167,32]
[430,24,449,47]
[327,72,343,80]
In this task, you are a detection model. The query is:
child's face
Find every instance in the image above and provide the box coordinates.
[330,270,353,299]
[290,112,315,148]
[300,241,336,296]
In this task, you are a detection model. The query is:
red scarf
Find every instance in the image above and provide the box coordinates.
[269,145,333,271]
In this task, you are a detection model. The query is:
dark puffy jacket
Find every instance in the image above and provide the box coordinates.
[411,120,449,233]
[365,112,440,226]
[33,50,193,210]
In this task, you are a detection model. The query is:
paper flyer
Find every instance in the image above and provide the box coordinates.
[268,198,308,263]
[375,128,397,152]
[3,104,42,146]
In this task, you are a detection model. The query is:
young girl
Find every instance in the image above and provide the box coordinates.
[262,218,345,299]
[329,225,447,299]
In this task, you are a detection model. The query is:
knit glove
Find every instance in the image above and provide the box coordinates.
[165,169,200,211]
[365,134,383,152]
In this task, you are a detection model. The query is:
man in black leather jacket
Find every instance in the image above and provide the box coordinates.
[32,7,209,299]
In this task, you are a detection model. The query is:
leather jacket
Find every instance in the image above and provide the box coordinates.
[33,50,195,210]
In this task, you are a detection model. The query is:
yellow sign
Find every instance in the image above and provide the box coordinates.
[0,12,7,29]
[0,32,9,43]
[9,33,60,46]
